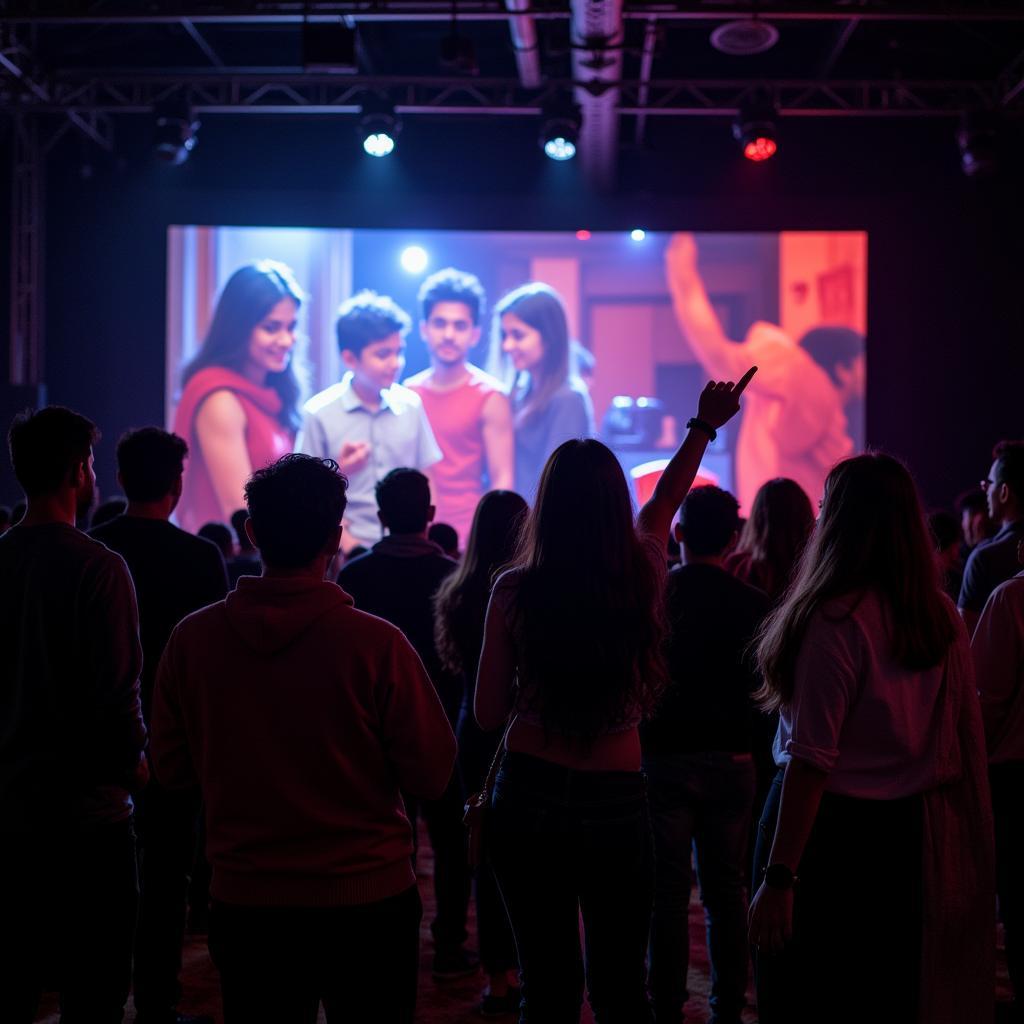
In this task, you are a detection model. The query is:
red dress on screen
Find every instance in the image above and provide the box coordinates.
[406,366,504,545]
[172,367,294,534]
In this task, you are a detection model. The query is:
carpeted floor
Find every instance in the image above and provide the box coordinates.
[34,822,1013,1022]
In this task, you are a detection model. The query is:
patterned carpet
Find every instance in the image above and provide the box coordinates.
[34,823,1012,1023]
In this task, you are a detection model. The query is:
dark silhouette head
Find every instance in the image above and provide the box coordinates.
[375,468,432,535]
[677,485,741,558]
[9,406,98,498]
[116,427,188,503]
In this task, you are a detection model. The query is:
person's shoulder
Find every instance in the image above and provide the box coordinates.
[302,380,349,417]
[554,376,590,403]
[985,571,1024,612]
[466,364,507,394]
[402,368,430,390]
[491,566,524,600]
[385,381,425,414]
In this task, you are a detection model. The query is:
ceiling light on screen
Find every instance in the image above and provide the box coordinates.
[400,246,429,274]
[576,230,592,240]
[630,229,646,242]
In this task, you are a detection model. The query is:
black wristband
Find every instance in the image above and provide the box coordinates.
[686,417,717,443]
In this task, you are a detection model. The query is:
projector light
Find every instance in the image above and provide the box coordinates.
[400,246,429,274]
[359,99,400,158]
[733,90,778,163]
[540,97,582,163]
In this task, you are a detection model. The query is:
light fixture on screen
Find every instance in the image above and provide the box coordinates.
[733,90,778,162]
[630,229,646,242]
[540,96,582,162]
[359,96,400,157]
[400,246,429,274]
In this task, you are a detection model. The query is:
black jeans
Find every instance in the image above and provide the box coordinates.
[488,752,654,1024]
[991,760,1024,1005]
[753,769,922,1024]
[645,751,756,1024]
[208,884,422,1023]
[132,780,201,1017]
[0,818,139,1024]
[458,703,518,975]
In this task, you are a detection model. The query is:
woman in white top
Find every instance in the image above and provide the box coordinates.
[748,452,994,1024]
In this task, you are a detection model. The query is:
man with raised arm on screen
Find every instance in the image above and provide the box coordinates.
[295,291,442,552]
[404,268,514,546]
[664,233,861,513]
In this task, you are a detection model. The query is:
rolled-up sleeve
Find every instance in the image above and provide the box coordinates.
[784,613,862,773]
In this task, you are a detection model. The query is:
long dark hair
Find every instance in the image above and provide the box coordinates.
[735,477,815,600]
[434,490,528,678]
[182,261,305,431]
[756,453,957,711]
[508,439,668,741]
[493,283,572,431]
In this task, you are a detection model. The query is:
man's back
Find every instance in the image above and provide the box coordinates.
[641,563,769,755]
[959,520,1024,616]
[91,515,228,716]
[338,539,457,712]
[0,523,145,831]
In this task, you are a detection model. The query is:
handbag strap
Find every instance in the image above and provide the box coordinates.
[480,716,514,801]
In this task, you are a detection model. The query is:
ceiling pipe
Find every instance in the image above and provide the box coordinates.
[505,0,541,89]
[570,0,624,190]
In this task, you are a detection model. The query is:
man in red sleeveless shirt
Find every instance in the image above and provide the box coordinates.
[405,268,514,546]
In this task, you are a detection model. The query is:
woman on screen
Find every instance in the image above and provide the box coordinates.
[173,261,304,534]
[493,284,595,502]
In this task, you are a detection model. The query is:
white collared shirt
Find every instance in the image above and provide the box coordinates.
[296,373,442,546]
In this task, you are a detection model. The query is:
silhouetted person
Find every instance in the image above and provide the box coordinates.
[151,454,455,1023]
[228,508,261,584]
[928,509,964,603]
[434,489,528,1014]
[197,521,233,560]
[337,468,475,979]
[642,486,769,1024]
[972,548,1024,1017]
[956,486,995,558]
[429,521,460,559]
[92,495,128,528]
[91,426,228,1024]
[0,407,147,1023]
[960,440,1024,635]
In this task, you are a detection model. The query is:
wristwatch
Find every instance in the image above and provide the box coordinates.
[763,863,797,891]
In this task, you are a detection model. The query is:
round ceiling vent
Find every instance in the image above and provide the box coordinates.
[710,19,780,56]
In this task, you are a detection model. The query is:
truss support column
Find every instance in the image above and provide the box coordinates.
[10,113,44,387]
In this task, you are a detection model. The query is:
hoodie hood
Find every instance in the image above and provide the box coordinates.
[224,575,354,656]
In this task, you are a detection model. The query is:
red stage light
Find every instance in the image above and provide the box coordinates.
[743,136,777,162]
[576,230,592,240]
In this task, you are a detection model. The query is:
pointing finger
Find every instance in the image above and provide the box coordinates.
[735,366,758,394]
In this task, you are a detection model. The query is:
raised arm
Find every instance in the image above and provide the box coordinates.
[637,367,757,543]
[665,233,753,383]
[482,390,514,491]
[194,390,253,520]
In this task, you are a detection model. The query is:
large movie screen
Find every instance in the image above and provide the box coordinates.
[166,227,866,549]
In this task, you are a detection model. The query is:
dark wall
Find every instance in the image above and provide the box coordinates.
[12,111,1024,508]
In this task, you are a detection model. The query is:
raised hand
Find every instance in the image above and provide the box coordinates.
[664,232,699,284]
[696,365,757,430]
[338,441,371,474]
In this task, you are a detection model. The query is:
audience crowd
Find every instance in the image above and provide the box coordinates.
[1,380,1020,1024]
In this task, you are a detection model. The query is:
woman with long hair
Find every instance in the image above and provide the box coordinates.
[173,261,304,533]
[726,477,815,603]
[748,453,994,1024]
[434,489,529,1016]
[475,370,755,1022]
[493,283,595,502]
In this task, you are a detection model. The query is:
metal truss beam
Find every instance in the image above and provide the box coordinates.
[2,3,1024,25]
[10,114,43,386]
[2,74,1010,118]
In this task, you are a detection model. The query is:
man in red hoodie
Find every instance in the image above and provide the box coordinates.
[150,454,457,1023]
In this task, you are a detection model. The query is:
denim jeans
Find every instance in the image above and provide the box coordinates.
[644,751,756,1024]
[991,760,1024,1005]
[0,819,139,1024]
[487,751,654,1024]
[208,884,422,1023]
[753,769,922,1024]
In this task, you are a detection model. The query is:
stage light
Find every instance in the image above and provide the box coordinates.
[400,246,429,274]
[630,229,646,242]
[733,91,778,163]
[957,111,999,178]
[540,97,582,162]
[576,230,592,241]
[153,98,200,166]
[359,98,400,158]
